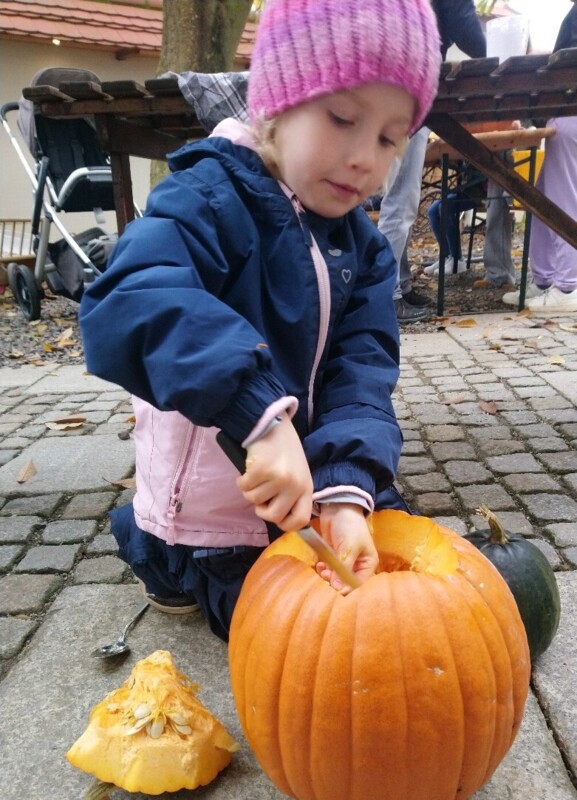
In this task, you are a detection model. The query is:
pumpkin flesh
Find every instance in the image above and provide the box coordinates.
[229,511,531,800]
[66,650,239,795]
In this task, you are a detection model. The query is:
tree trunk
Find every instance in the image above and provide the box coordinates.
[151,0,252,186]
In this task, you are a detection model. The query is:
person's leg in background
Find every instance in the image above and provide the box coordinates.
[475,157,516,288]
[424,193,475,275]
[378,127,431,323]
[527,115,577,312]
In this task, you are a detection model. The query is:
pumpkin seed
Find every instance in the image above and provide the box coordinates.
[133,703,152,720]
[172,722,193,736]
[124,716,150,736]
[169,712,187,726]
[147,717,165,739]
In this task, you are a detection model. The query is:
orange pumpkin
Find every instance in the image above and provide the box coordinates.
[67,650,239,795]
[229,510,530,800]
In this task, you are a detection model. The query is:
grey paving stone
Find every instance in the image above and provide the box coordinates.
[59,490,117,519]
[456,484,516,512]
[502,474,563,493]
[0,616,35,659]
[0,544,24,570]
[403,474,452,493]
[563,474,577,493]
[564,547,577,567]
[521,493,577,522]
[86,533,118,555]
[538,451,577,473]
[429,442,477,462]
[476,439,527,456]
[400,439,427,455]
[486,453,544,474]
[410,492,457,516]
[398,456,436,475]
[0,515,43,542]
[0,434,134,495]
[423,424,466,442]
[527,437,569,452]
[14,544,81,572]
[42,519,97,543]
[72,554,127,583]
[444,460,493,484]
[469,426,514,440]
[0,573,63,613]
[546,523,577,547]
[0,450,18,466]
[532,573,577,773]
[0,493,63,517]
[514,423,559,439]
[529,538,563,569]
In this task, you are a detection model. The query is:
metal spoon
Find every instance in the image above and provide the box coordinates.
[91,602,150,658]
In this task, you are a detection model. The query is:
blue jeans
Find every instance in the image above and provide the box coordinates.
[427,193,477,261]
[378,127,429,298]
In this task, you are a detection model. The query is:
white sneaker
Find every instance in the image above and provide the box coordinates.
[423,258,467,277]
[502,283,546,307]
[527,286,577,314]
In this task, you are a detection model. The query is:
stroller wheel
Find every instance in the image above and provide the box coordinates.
[12,263,42,321]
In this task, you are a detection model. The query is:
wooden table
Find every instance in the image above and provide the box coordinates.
[21,49,577,307]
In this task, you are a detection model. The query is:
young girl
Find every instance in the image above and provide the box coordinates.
[79,0,441,641]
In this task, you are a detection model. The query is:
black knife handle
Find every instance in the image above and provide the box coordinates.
[216,430,247,473]
[216,430,282,542]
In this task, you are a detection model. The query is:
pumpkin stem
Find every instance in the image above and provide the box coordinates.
[476,505,510,544]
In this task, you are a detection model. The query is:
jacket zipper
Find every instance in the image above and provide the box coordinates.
[166,424,204,544]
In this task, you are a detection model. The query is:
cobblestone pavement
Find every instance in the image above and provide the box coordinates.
[1,311,576,800]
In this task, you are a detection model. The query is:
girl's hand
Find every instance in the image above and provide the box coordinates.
[317,503,378,594]
[236,415,313,531]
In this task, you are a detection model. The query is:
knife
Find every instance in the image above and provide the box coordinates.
[216,430,361,590]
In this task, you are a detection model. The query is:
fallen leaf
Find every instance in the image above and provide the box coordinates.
[489,342,502,350]
[442,393,469,405]
[453,318,477,327]
[125,415,136,424]
[549,355,565,365]
[7,351,24,359]
[54,327,75,348]
[104,477,137,489]
[479,400,498,415]
[17,460,37,483]
[43,343,54,352]
[559,323,577,333]
[45,416,86,430]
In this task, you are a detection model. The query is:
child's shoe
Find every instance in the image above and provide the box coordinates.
[138,579,200,615]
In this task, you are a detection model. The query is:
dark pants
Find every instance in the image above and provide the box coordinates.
[110,504,263,642]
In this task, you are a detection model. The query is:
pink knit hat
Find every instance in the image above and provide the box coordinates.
[247,0,441,135]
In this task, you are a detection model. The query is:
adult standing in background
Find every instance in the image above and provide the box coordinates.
[504,0,577,312]
[378,0,486,323]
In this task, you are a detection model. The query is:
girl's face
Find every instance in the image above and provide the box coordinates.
[273,82,416,217]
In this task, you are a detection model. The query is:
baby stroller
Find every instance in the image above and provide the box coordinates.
[0,67,121,320]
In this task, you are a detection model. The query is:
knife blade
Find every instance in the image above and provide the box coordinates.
[296,526,362,590]
[216,430,361,590]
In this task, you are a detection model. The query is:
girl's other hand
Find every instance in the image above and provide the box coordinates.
[237,415,313,531]
[317,503,378,594]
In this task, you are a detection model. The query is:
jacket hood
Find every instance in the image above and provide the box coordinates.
[167,118,276,194]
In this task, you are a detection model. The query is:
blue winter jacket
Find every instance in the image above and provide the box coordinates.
[79,130,403,509]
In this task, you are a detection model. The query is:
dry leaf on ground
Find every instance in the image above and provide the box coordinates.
[17,460,37,483]
[45,416,87,430]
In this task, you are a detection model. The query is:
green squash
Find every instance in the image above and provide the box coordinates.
[465,506,561,663]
